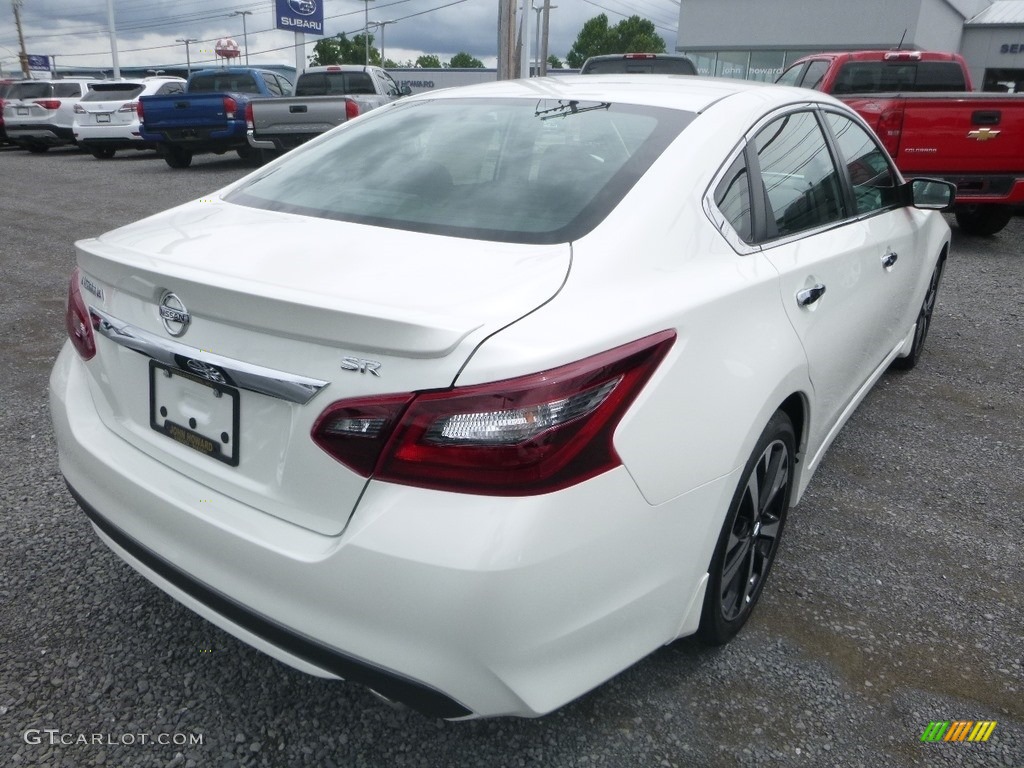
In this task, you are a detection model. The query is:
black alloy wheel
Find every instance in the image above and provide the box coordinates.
[698,411,795,645]
[892,255,944,371]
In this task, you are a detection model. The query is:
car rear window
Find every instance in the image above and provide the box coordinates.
[189,73,262,94]
[581,56,697,75]
[8,82,51,99]
[832,61,968,93]
[226,98,693,244]
[82,83,145,101]
[296,71,375,96]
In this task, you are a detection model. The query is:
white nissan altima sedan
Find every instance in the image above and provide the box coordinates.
[50,76,954,719]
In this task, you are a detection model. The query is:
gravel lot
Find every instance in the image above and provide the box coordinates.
[1,144,1021,768]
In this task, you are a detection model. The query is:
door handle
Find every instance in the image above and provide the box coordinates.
[882,251,898,269]
[796,284,827,307]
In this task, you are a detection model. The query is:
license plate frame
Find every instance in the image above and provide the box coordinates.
[16,106,28,115]
[149,361,240,466]
[96,113,111,123]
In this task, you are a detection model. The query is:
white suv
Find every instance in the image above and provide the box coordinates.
[74,77,186,159]
[3,78,96,152]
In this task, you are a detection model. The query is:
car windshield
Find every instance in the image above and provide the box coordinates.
[82,83,145,101]
[226,97,693,244]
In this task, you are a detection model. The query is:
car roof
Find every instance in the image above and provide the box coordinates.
[411,74,819,114]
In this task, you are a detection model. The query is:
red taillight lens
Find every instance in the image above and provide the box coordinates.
[65,268,96,361]
[35,99,61,110]
[312,331,676,495]
[245,101,254,130]
[73,103,86,114]
[223,95,237,120]
[345,99,360,120]
[136,99,145,122]
[118,101,138,113]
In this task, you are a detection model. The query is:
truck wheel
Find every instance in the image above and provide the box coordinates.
[236,146,261,166]
[27,142,49,154]
[954,204,1012,236]
[91,148,116,159]
[164,148,193,169]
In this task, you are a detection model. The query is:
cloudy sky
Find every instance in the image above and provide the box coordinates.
[0,0,681,74]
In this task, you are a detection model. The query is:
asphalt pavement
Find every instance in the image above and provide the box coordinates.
[1,144,1021,768]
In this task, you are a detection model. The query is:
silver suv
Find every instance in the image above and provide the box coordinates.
[3,79,96,152]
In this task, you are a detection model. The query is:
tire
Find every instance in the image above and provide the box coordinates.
[27,143,49,154]
[164,148,193,169]
[954,204,1012,236]
[891,255,945,371]
[697,411,795,646]
[91,148,116,159]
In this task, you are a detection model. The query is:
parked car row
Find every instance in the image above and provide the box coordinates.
[1,65,410,168]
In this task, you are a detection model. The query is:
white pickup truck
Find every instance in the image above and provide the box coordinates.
[246,65,409,156]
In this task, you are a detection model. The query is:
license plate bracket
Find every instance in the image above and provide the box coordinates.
[149,361,240,466]
[96,113,111,123]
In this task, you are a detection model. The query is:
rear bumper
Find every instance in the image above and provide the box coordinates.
[8,123,75,145]
[49,342,728,717]
[922,174,1024,206]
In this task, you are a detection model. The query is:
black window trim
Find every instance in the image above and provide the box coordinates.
[707,102,907,254]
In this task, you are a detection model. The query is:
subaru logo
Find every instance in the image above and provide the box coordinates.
[159,292,191,337]
[288,0,317,15]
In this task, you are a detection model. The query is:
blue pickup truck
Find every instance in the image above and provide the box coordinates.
[139,68,293,168]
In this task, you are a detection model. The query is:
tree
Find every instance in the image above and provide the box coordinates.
[415,54,442,68]
[448,52,485,68]
[565,14,665,69]
[309,33,380,67]
[547,54,563,69]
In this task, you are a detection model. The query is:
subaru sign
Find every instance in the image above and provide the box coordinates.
[275,0,324,35]
[27,54,51,72]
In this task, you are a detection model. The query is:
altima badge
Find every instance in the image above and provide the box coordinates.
[159,292,191,337]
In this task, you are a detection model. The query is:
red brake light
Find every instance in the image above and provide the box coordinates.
[35,99,61,110]
[118,101,138,113]
[245,101,254,130]
[223,95,237,120]
[345,99,360,120]
[136,99,144,121]
[312,331,676,495]
[65,268,97,361]
[624,54,655,60]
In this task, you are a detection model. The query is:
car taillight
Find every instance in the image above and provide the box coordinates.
[345,99,360,120]
[312,331,675,495]
[625,53,656,59]
[73,103,86,114]
[223,95,237,120]
[118,101,138,113]
[136,99,144,121]
[245,101,254,130]
[35,99,61,110]
[65,268,96,361]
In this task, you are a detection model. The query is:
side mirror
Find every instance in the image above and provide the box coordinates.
[905,178,956,211]
[399,84,412,97]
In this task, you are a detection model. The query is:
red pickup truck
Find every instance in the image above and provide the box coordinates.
[779,50,1024,235]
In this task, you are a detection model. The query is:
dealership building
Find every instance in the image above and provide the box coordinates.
[676,0,1024,90]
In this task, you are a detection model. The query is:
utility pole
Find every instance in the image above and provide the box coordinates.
[12,0,29,78]
[533,3,542,77]
[105,0,120,78]
[176,38,197,76]
[230,10,252,66]
[372,20,397,64]
[497,0,516,80]
[540,0,554,76]
[519,0,531,78]
[363,0,375,65]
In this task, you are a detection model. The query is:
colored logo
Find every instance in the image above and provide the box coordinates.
[920,721,997,743]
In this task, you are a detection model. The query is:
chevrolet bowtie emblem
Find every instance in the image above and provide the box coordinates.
[967,128,1001,141]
